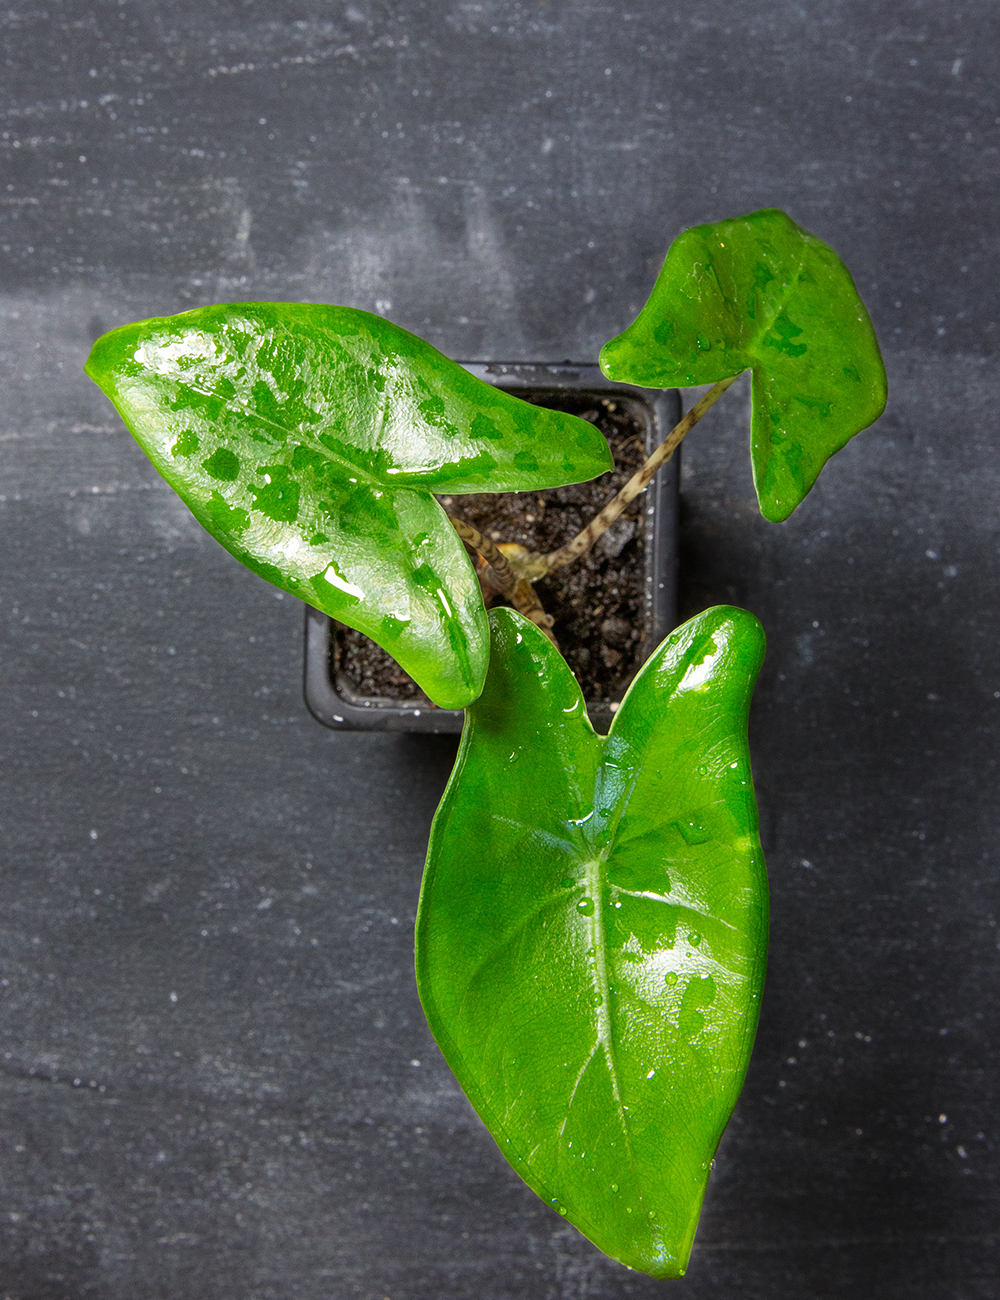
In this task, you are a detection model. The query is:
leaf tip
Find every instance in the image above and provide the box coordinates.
[598,335,625,382]
[83,327,117,390]
[712,601,766,657]
[430,677,483,711]
[757,493,796,524]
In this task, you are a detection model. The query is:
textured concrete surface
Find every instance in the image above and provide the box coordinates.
[1,2,999,1296]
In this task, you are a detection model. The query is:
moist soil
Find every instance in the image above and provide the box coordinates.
[334,390,651,706]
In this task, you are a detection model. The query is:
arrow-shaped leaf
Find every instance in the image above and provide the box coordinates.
[86,304,613,708]
[599,208,887,522]
[416,605,767,1277]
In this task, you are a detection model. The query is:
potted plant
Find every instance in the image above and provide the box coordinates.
[84,208,886,1279]
[304,364,682,733]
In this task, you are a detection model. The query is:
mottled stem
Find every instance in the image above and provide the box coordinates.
[509,578,559,648]
[449,517,516,593]
[449,517,559,646]
[536,376,738,575]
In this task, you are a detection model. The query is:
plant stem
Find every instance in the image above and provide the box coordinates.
[450,517,559,646]
[530,375,738,577]
[450,517,516,593]
[449,374,737,648]
[508,577,558,647]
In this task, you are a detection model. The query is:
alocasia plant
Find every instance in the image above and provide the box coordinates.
[84,208,885,1279]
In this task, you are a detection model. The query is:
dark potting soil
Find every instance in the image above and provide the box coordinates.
[333,391,651,706]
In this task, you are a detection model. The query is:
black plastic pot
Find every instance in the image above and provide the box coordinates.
[303,363,680,735]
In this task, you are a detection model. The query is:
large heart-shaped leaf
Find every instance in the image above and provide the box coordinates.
[86,304,612,708]
[416,605,767,1277]
[599,208,887,522]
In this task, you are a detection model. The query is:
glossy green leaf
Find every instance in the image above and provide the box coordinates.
[416,605,767,1277]
[85,303,612,708]
[599,208,887,522]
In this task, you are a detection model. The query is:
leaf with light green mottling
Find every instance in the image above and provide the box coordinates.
[86,303,612,709]
[599,208,887,521]
[416,605,767,1277]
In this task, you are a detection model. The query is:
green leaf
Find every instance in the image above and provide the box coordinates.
[85,303,613,708]
[599,208,887,522]
[416,606,767,1277]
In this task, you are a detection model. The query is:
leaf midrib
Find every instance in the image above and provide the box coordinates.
[160,373,386,490]
[581,855,636,1164]
[690,226,808,375]
[742,227,808,364]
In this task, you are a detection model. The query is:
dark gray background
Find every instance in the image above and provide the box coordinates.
[2,1,998,1296]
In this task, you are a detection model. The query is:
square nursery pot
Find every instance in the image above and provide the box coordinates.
[304,364,681,735]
